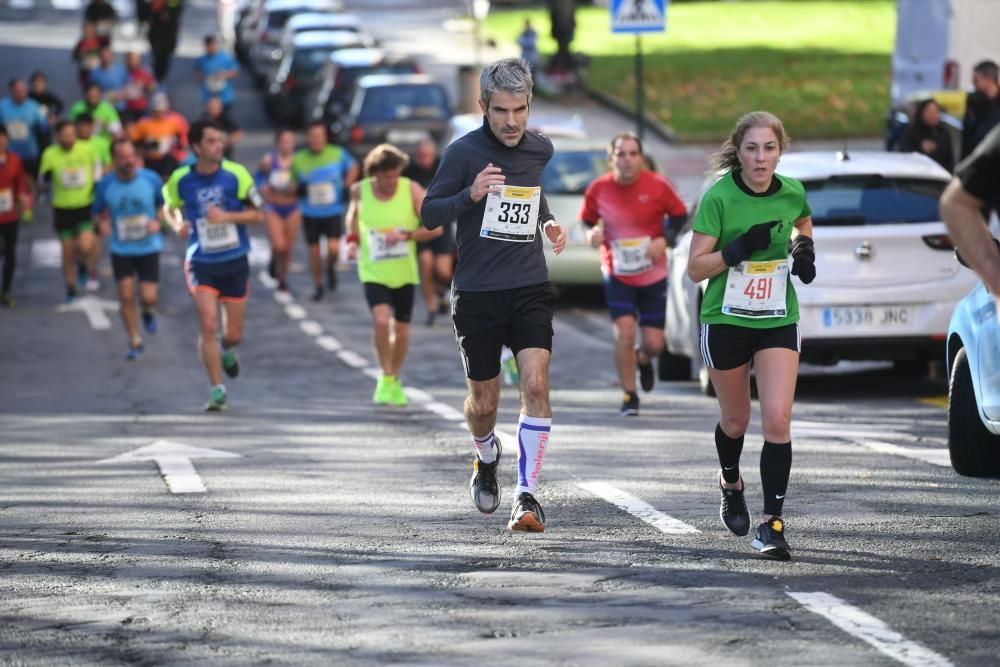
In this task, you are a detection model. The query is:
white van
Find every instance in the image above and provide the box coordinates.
[892,0,1000,105]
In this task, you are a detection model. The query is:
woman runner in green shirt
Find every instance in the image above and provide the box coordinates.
[345,144,442,406]
[687,111,816,561]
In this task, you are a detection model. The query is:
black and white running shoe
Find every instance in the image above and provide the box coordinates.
[470,437,502,514]
[507,492,545,532]
[719,474,750,536]
[751,516,791,561]
[637,348,655,392]
[620,391,639,417]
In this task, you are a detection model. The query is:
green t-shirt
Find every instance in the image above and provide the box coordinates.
[39,141,98,210]
[693,170,811,329]
[69,100,122,141]
[357,177,420,288]
[84,135,112,166]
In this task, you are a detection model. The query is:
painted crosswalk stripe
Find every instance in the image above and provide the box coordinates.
[788,592,953,667]
[299,320,323,337]
[579,481,700,535]
[316,335,342,352]
[285,304,307,320]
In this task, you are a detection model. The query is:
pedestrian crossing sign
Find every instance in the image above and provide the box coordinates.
[611,0,667,33]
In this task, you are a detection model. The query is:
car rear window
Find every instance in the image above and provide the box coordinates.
[541,150,608,195]
[292,47,336,77]
[329,64,419,107]
[803,176,947,225]
[358,85,449,123]
[267,9,296,29]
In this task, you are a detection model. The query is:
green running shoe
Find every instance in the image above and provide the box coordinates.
[204,386,228,412]
[221,349,240,378]
[373,375,393,404]
[388,377,409,406]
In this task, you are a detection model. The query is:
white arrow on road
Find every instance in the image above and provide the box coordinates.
[99,441,242,494]
[56,296,120,330]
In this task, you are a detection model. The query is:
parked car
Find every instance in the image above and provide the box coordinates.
[335,74,451,160]
[258,12,373,82]
[308,49,421,132]
[946,241,1000,477]
[241,0,344,85]
[266,31,366,125]
[665,151,977,394]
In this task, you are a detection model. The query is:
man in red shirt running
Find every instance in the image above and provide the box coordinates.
[580,131,688,416]
[0,124,31,307]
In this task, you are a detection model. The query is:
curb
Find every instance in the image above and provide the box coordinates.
[577,79,678,144]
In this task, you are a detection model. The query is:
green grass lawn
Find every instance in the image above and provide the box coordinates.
[484,0,896,141]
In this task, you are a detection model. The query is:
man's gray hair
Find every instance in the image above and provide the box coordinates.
[479,57,533,106]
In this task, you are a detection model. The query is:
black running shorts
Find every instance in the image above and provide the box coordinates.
[452,282,555,381]
[363,282,415,323]
[303,214,343,245]
[700,322,800,371]
[112,252,160,283]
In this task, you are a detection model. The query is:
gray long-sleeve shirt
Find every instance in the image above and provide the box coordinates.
[421,119,555,292]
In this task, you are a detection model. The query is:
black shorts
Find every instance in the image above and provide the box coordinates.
[452,282,555,381]
[22,157,39,180]
[53,206,94,240]
[417,224,455,256]
[363,282,415,323]
[144,154,177,181]
[184,255,250,302]
[303,214,343,245]
[112,252,160,283]
[700,322,800,371]
[603,275,667,328]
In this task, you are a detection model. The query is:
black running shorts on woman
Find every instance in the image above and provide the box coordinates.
[453,282,554,381]
[700,322,800,371]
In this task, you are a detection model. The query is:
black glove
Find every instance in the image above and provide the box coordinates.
[721,220,778,267]
[789,235,816,284]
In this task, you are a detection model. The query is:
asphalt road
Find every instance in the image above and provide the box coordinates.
[0,3,997,665]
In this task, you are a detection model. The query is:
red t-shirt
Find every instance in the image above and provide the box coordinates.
[579,170,688,286]
[125,68,156,112]
[0,151,27,224]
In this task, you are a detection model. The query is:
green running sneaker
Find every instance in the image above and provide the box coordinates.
[221,349,240,378]
[204,386,228,412]
[373,375,394,404]
[388,377,409,406]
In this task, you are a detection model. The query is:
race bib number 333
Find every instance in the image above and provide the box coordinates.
[480,185,540,242]
[722,260,788,319]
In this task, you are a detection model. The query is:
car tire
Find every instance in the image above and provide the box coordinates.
[948,347,1000,477]
[698,364,716,397]
[658,349,691,381]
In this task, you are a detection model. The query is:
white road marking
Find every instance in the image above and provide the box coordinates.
[285,304,307,320]
[31,239,63,268]
[788,592,954,667]
[299,320,323,337]
[424,401,466,421]
[403,387,434,403]
[337,350,368,368]
[257,269,278,290]
[793,420,950,468]
[578,481,701,535]
[273,290,294,305]
[362,367,381,380]
[56,296,119,330]
[99,441,242,494]
[855,441,951,468]
[316,335,342,352]
[247,242,271,267]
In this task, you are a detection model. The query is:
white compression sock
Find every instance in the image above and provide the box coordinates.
[472,431,497,464]
[516,414,551,496]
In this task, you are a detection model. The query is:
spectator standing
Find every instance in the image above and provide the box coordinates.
[899,98,954,172]
[73,21,104,90]
[194,35,238,113]
[961,60,1000,159]
[516,19,540,75]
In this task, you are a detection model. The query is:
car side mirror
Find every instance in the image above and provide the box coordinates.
[955,237,1000,268]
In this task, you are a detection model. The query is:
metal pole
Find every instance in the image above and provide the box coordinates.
[635,33,645,140]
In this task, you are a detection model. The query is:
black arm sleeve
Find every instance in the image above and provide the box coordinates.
[421,147,475,230]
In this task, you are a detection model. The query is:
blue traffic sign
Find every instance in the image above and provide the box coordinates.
[611,0,667,34]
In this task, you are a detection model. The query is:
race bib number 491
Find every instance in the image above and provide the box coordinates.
[480,185,540,242]
[722,260,789,319]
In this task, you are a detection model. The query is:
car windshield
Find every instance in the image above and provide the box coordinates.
[803,176,947,225]
[329,64,418,107]
[358,85,448,122]
[296,24,360,35]
[292,47,336,77]
[267,9,297,29]
[541,150,608,195]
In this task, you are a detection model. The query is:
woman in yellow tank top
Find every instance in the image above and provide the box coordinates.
[345,143,443,406]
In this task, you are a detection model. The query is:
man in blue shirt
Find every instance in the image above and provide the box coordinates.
[93,138,165,360]
[162,118,264,412]
[0,78,48,181]
[89,46,129,112]
[194,35,238,112]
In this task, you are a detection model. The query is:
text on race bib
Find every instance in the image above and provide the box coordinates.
[59,167,88,189]
[207,75,227,92]
[268,169,291,190]
[307,182,336,207]
[6,121,28,141]
[722,260,789,319]
[368,229,410,262]
[0,189,13,213]
[610,236,653,276]
[83,54,100,70]
[195,216,240,253]
[480,185,540,242]
[117,214,150,242]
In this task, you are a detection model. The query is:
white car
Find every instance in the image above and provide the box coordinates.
[665,151,977,394]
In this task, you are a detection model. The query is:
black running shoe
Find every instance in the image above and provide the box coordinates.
[751,516,791,561]
[221,349,240,378]
[311,285,324,302]
[268,255,276,278]
[507,492,545,532]
[470,437,502,514]
[719,475,750,536]
[637,348,655,392]
[620,391,639,417]
[326,263,337,290]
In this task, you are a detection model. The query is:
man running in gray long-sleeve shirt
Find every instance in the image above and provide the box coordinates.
[422,57,566,533]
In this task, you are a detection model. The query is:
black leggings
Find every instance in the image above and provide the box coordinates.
[1,221,18,293]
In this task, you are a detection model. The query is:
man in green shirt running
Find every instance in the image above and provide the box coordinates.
[345,143,441,405]
[70,82,123,143]
[39,120,100,301]
[75,112,112,290]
